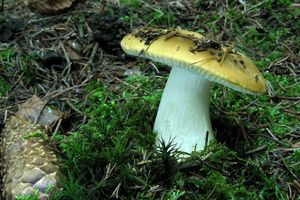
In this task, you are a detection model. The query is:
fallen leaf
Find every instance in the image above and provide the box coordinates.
[26,0,76,14]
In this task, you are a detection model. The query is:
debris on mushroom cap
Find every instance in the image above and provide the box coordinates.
[1,96,61,199]
[121,27,267,94]
[25,0,76,14]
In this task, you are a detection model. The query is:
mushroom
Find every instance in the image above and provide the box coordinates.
[121,28,266,154]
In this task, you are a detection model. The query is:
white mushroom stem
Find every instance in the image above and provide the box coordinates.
[154,66,215,153]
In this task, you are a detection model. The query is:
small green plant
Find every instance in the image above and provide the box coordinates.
[0,76,9,96]
[121,0,141,8]
[0,47,15,68]
[0,47,14,96]
[154,139,179,185]
[146,8,176,26]
[16,192,39,200]
[24,130,48,140]
[165,189,185,200]
[18,53,38,84]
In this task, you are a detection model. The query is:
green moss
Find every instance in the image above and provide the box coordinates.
[0,47,14,96]
[286,150,300,178]
[55,76,164,198]
[120,0,142,8]
[24,130,48,140]
[263,0,293,10]
[16,192,39,200]
[139,7,176,26]
[0,47,15,68]
[164,189,185,200]
[191,171,256,199]
[0,76,9,96]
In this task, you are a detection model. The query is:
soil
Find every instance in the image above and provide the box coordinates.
[0,1,131,129]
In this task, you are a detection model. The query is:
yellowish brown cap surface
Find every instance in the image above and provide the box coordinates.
[121,27,267,94]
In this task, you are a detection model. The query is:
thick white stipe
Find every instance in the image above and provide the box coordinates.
[154,67,215,153]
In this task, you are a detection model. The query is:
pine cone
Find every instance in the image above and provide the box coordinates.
[26,0,76,14]
[1,96,62,199]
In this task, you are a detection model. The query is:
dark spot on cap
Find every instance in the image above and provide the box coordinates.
[239,59,246,68]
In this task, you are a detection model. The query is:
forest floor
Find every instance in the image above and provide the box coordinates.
[0,0,299,199]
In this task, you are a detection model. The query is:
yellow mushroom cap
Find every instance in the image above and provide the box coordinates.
[121,27,267,94]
